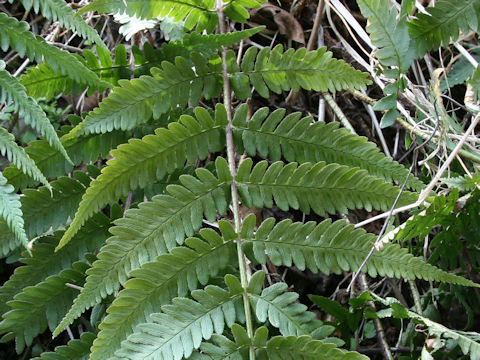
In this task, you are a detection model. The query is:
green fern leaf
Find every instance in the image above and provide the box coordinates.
[238,45,371,98]
[0,172,28,252]
[56,107,228,250]
[232,104,424,190]
[114,278,244,360]
[261,335,369,360]
[407,0,480,57]
[79,0,218,32]
[236,158,417,216]
[251,282,322,336]
[0,127,50,190]
[32,331,95,360]
[53,161,232,336]
[242,215,478,287]
[0,213,110,317]
[89,226,237,360]
[0,262,89,353]
[357,0,413,73]
[0,13,100,87]
[442,173,480,191]
[0,67,72,164]
[3,127,128,190]
[13,0,105,47]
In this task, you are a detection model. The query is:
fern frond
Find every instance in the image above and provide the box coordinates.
[32,332,95,360]
[4,128,128,190]
[0,127,50,190]
[0,172,28,252]
[89,226,237,360]
[238,45,371,98]
[236,158,417,216]
[79,0,218,32]
[0,68,71,164]
[56,107,228,250]
[13,0,105,47]
[241,215,478,287]
[114,277,244,360]
[357,0,412,73]
[0,13,100,87]
[251,282,322,336]
[232,104,424,190]
[407,0,480,57]
[20,63,75,101]
[0,262,89,353]
[53,161,232,336]
[441,173,480,191]
[0,213,110,317]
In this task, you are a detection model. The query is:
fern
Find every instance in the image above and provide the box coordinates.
[32,332,95,360]
[241,214,477,287]
[251,282,322,336]
[89,227,237,360]
[0,261,89,353]
[0,67,71,163]
[56,107,229,250]
[3,127,128,190]
[236,158,417,216]
[0,213,110,317]
[114,276,244,360]
[232,104,424,190]
[0,172,28,252]
[0,13,100,87]
[78,0,220,32]
[12,0,105,47]
[68,46,369,136]
[407,0,480,57]
[54,162,232,336]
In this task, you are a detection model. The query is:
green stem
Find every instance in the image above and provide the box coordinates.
[217,2,255,359]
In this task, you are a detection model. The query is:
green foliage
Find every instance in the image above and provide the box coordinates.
[1,1,479,359]
[407,0,480,57]
[0,13,100,87]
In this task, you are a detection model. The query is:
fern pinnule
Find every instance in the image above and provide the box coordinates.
[89,226,237,360]
[232,104,424,190]
[32,332,95,360]
[56,106,228,250]
[53,160,232,337]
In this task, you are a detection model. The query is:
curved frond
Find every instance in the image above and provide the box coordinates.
[238,45,371,98]
[114,278,244,360]
[407,0,480,57]
[0,262,89,353]
[0,127,50,189]
[20,63,74,101]
[236,158,417,217]
[90,226,237,360]
[357,0,413,73]
[0,172,28,251]
[79,0,218,32]
[242,215,478,287]
[232,104,424,190]
[0,68,71,163]
[4,128,129,190]
[14,0,105,47]
[0,13,100,86]
[262,335,369,360]
[32,332,95,360]
[57,107,228,250]
[53,160,232,336]
[0,213,110,317]
[251,282,322,336]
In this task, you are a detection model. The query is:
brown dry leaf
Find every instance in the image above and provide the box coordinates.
[249,3,305,44]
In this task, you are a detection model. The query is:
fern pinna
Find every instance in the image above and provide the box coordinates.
[0,1,478,359]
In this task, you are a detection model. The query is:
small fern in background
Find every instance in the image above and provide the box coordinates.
[0,0,479,359]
